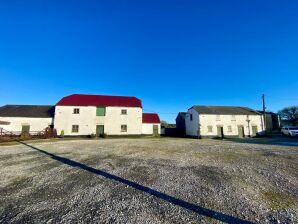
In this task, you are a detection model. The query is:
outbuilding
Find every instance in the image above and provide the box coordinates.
[142,113,161,136]
[0,105,54,134]
[185,105,264,138]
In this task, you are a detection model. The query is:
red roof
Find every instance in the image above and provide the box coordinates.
[142,113,160,124]
[56,94,142,108]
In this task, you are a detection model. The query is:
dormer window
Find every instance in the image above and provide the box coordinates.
[73,108,80,114]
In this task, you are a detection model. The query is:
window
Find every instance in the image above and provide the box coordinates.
[121,109,127,115]
[73,108,80,114]
[121,125,127,132]
[228,126,232,132]
[216,115,221,121]
[72,125,79,133]
[190,114,193,121]
[207,126,213,133]
[96,107,106,116]
[231,115,236,121]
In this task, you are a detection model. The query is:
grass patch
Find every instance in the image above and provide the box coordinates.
[262,191,297,210]
[192,150,263,162]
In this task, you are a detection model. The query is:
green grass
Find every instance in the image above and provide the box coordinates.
[262,191,297,210]
[0,137,96,146]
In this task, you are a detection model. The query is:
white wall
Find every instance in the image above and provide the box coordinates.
[142,123,161,135]
[0,117,53,133]
[185,108,200,136]
[199,114,263,137]
[185,108,264,138]
[54,106,142,136]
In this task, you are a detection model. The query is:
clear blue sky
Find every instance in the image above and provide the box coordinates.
[0,0,297,122]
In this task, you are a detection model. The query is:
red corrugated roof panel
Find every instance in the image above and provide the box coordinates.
[56,94,142,108]
[142,113,160,123]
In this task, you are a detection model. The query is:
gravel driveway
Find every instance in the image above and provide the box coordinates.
[0,138,297,223]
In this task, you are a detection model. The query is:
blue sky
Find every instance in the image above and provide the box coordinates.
[0,0,297,122]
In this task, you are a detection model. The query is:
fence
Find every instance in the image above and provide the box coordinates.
[0,127,57,141]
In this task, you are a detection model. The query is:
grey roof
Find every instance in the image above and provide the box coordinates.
[0,105,55,118]
[192,105,261,115]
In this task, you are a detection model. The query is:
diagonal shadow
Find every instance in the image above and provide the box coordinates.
[18,141,254,224]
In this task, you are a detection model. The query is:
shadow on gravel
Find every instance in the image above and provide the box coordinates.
[18,141,254,224]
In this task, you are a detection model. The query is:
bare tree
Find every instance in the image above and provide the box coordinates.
[278,106,298,126]
[161,120,168,127]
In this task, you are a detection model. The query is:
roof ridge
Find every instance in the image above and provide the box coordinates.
[69,93,140,99]
[57,94,142,107]
[3,104,54,107]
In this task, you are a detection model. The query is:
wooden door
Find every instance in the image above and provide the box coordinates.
[22,125,30,134]
[217,126,224,138]
[238,126,244,138]
[252,126,258,137]
[96,125,104,137]
[153,125,159,136]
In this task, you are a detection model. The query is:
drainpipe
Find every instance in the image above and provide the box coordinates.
[246,115,251,137]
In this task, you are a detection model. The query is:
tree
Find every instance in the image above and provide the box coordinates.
[278,106,298,126]
[160,120,168,127]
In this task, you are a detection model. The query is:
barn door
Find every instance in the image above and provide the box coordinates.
[252,126,258,137]
[96,125,104,137]
[217,126,224,138]
[238,126,244,138]
[22,125,30,134]
[153,125,159,136]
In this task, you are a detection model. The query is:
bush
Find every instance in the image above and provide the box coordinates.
[60,130,65,138]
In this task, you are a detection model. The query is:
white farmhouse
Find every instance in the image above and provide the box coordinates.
[185,105,264,138]
[0,105,54,134]
[54,94,160,136]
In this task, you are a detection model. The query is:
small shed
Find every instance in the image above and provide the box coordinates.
[142,113,161,136]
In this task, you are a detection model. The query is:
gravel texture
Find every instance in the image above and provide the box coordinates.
[0,138,297,223]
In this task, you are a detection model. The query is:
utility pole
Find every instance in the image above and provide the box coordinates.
[262,94,266,132]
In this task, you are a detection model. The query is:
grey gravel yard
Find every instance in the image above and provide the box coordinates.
[0,138,297,224]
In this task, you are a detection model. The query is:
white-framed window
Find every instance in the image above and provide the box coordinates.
[72,125,79,133]
[121,125,127,132]
[121,109,127,115]
[216,115,221,121]
[207,126,213,133]
[231,115,236,121]
[228,125,232,132]
[73,108,80,114]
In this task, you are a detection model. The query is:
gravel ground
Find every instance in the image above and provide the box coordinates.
[0,138,297,223]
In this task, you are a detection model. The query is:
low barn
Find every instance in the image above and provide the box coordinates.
[142,113,161,136]
[185,105,264,138]
[0,105,54,134]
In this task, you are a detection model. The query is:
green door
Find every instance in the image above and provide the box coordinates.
[217,126,224,138]
[238,126,244,138]
[153,125,159,136]
[22,125,30,134]
[252,126,258,137]
[96,125,104,137]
